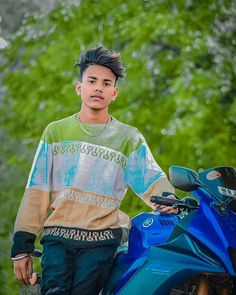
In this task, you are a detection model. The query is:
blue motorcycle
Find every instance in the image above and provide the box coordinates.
[103,166,236,295]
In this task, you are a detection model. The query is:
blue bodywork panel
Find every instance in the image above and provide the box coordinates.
[103,167,236,295]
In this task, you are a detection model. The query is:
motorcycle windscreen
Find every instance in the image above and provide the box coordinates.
[199,167,236,211]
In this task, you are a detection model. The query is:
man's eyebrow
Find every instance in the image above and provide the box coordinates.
[87,76,113,83]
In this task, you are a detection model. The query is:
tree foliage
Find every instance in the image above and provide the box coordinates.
[0,0,235,293]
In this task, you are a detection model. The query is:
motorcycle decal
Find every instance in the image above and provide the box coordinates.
[142,217,154,228]
[206,170,221,180]
[218,186,236,198]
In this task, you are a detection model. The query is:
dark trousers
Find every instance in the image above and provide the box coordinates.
[41,241,116,295]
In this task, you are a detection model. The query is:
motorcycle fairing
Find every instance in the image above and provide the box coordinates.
[187,188,236,275]
[114,233,225,295]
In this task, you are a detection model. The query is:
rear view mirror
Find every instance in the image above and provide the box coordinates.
[169,166,202,192]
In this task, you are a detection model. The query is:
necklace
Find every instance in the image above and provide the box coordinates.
[76,113,111,137]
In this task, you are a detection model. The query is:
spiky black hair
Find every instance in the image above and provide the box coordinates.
[75,46,125,81]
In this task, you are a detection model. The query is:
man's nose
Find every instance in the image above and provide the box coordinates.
[95,84,103,92]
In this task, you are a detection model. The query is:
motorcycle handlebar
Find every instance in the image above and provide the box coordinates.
[150,196,177,206]
[150,196,199,210]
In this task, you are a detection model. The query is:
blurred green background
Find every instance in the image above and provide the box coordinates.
[0,0,235,293]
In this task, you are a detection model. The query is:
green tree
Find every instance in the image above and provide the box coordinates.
[0,1,235,293]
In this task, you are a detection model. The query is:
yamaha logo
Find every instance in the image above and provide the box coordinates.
[143,218,154,228]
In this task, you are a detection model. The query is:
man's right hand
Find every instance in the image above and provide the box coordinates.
[13,253,33,285]
[152,195,179,214]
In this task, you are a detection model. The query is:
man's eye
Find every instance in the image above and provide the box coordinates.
[88,80,95,84]
[105,82,111,86]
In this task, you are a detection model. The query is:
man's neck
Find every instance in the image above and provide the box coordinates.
[78,108,110,124]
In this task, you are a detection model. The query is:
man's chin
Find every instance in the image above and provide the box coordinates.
[89,106,106,111]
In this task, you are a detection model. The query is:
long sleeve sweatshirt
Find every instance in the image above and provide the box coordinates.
[11,114,174,256]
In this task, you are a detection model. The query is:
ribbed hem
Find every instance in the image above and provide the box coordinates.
[41,226,122,248]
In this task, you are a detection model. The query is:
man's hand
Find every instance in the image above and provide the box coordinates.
[13,253,34,285]
[152,195,179,214]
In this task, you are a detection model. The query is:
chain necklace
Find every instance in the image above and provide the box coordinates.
[76,113,111,137]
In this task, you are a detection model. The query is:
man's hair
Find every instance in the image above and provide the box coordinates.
[75,46,125,81]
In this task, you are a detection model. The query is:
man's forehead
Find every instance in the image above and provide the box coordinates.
[83,64,116,81]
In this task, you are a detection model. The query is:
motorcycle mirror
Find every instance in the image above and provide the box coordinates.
[169,166,202,192]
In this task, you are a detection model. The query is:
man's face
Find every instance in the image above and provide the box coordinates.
[75,64,118,111]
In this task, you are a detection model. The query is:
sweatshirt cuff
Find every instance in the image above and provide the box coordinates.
[11,231,36,257]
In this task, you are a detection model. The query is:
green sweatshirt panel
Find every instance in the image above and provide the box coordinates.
[42,114,145,157]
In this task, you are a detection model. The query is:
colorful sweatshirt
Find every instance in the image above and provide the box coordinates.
[11,114,174,256]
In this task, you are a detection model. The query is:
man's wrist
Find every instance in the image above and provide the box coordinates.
[11,253,30,261]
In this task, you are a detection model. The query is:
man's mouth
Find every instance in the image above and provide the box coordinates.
[91,95,104,100]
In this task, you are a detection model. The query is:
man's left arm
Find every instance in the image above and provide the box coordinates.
[124,135,178,214]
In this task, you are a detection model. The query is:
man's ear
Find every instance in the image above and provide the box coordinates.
[75,81,81,95]
[112,87,119,101]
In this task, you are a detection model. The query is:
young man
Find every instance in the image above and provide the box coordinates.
[11,46,177,295]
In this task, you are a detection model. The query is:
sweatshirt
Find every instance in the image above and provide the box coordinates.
[11,114,174,256]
